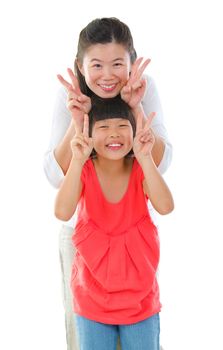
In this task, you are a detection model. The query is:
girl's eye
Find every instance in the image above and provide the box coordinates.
[98,125,108,129]
[119,124,128,127]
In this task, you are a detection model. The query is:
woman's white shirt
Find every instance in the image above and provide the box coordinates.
[44,75,172,227]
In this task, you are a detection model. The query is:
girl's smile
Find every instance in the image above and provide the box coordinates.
[92,118,133,159]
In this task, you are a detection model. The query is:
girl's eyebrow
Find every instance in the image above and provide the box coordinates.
[96,118,128,124]
[90,58,125,63]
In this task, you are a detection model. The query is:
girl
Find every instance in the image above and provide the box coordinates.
[54,95,174,350]
[44,17,172,350]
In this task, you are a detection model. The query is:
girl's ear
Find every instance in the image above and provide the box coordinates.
[76,59,85,76]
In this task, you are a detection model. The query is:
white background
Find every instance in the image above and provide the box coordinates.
[1,0,223,349]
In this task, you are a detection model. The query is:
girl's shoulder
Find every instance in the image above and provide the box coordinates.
[81,159,94,182]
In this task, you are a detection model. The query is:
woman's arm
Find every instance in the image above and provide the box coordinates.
[121,68,172,173]
[44,71,91,188]
[141,75,173,174]
[54,120,76,176]
[43,87,72,188]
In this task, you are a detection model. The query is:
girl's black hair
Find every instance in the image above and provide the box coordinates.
[88,95,136,157]
[74,17,137,96]
[89,94,136,136]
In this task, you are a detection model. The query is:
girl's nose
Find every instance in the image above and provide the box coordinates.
[110,128,120,138]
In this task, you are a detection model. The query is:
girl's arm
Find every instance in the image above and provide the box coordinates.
[141,155,174,215]
[133,114,174,215]
[132,103,165,168]
[54,114,93,221]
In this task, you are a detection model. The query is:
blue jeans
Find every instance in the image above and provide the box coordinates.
[74,313,160,350]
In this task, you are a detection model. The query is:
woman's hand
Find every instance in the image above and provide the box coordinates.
[121,57,150,109]
[133,111,156,162]
[57,68,91,129]
[70,114,93,163]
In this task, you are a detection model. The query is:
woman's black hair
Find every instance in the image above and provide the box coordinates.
[74,17,137,96]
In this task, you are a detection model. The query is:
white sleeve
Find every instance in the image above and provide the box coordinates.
[43,87,71,188]
[141,75,173,174]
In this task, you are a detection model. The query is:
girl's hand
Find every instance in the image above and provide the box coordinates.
[133,112,156,162]
[120,57,150,109]
[70,114,93,163]
[57,68,91,129]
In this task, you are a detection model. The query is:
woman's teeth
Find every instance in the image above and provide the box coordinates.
[100,84,116,91]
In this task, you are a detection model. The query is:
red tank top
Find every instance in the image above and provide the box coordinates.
[71,158,161,324]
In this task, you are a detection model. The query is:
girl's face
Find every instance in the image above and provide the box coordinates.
[78,42,131,98]
[92,118,133,160]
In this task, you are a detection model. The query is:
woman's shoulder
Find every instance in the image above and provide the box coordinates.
[142,74,156,94]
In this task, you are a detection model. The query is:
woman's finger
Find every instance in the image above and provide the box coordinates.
[135,58,151,80]
[82,114,89,137]
[130,57,144,79]
[57,74,73,90]
[67,68,81,94]
[145,112,156,128]
[135,113,143,134]
[67,90,79,101]
[67,100,84,111]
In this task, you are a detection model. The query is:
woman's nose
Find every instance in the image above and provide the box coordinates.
[102,66,113,79]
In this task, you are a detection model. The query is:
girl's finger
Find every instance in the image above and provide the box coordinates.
[67,68,81,94]
[72,137,88,148]
[57,74,73,90]
[83,114,89,137]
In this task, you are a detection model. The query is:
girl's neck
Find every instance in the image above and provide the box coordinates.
[92,156,132,175]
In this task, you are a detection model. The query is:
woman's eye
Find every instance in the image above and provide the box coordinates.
[119,124,128,127]
[93,64,101,68]
[99,125,108,129]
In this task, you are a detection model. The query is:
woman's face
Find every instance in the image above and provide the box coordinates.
[78,42,131,98]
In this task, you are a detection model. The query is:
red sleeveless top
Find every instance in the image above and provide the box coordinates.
[71,158,161,324]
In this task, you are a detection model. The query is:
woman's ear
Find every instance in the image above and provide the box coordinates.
[76,59,85,76]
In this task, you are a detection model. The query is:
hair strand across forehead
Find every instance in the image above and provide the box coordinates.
[88,94,136,137]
